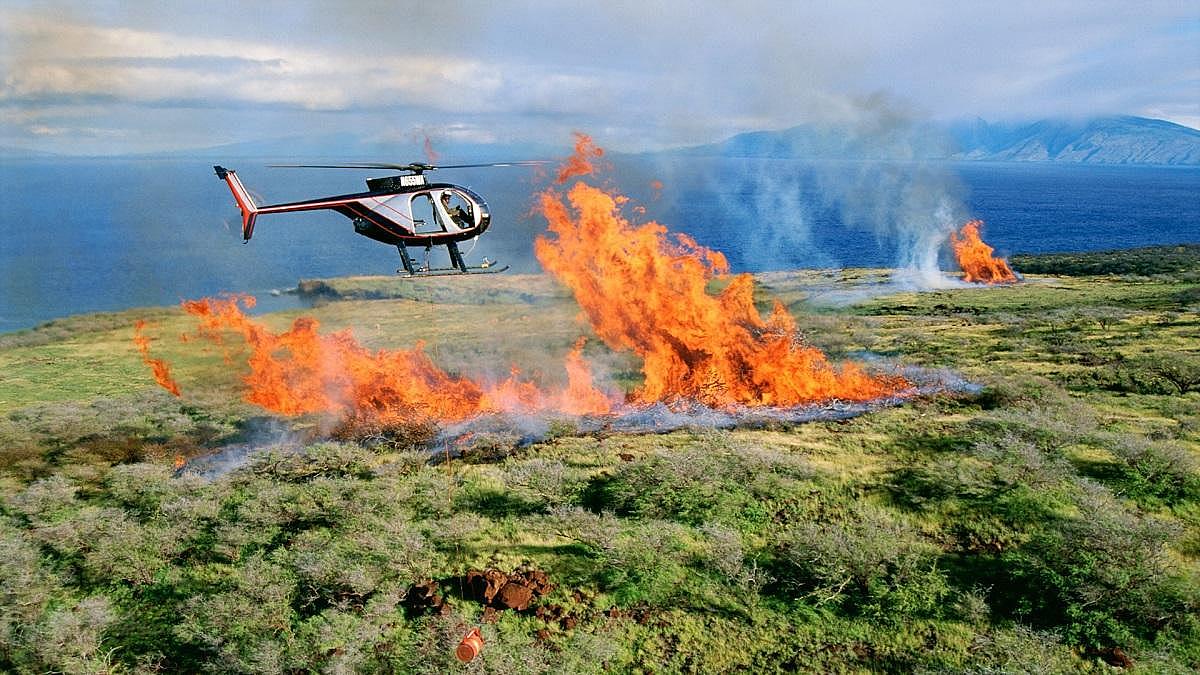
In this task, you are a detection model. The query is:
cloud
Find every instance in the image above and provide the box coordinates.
[0,12,612,115]
[0,1,1196,154]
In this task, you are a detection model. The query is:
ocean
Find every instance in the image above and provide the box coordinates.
[1,156,1197,333]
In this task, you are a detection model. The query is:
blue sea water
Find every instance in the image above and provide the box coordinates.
[0,157,1196,333]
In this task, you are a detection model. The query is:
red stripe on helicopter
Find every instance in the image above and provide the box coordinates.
[369,196,415,223]
[345,201,411,240]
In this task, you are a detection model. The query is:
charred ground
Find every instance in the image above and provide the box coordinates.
[0,250,1198,672]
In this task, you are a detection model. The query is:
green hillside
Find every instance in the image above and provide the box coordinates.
[1,256,1197,672]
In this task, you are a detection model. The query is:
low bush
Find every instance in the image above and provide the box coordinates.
[998,481,1187,649]
[583,436,812,527]
[776,503,950,620]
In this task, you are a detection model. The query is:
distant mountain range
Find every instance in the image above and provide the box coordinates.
[2,116,1196,165]
[673,116,1200,165]
[946,116,1200,164]
[0,145,59,159]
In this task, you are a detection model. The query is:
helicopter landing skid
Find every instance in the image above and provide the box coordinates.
[395,241,507,277]
[396,264,510,278]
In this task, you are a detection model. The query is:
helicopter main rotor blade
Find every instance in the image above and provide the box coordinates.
[268,160,550,171]
[268,163,419,170]
[433,161,551,169]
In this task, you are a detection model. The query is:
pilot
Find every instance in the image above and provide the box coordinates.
[441,191,471,228]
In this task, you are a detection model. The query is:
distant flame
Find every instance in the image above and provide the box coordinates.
[423,135,441,164]
[534,140,905,407]
[950,220,1018,284]
[133,320,181,396]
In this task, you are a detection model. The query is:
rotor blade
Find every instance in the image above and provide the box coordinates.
[268,163,417,170]
[433,161,551,169]
[269,161,550,171]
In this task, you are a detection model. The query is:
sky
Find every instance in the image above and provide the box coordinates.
[1,0,1197,155]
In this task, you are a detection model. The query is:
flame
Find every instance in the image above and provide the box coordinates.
[173,455,186,471]
[164,296,613,427]
[556,132,604,184]
[559,337,619,415]
[132,320,181,396]
[950,220,1018,284]
[533,142,904,407]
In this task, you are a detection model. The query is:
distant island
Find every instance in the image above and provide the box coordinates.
[671,115,1200,166]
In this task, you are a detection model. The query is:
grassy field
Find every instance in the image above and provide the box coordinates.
[1,247,1198,673]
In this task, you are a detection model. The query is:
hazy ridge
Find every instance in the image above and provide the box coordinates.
[674,115,1200,165]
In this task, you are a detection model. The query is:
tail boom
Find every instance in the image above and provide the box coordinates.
[214,166,258,240]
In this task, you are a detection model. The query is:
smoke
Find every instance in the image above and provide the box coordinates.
[174,417,313,479]
[635,93,973,286]
[174,356,973,479]
[707,159,838,272]
[818,157,967,288]
[430,361,976,459]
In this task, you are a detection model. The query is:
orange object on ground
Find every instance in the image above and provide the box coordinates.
[456,627,484,663]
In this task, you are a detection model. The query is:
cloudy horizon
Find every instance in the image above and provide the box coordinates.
[1,1,1197,155]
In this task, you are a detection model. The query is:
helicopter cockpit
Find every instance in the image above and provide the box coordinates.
[411,188,476,234]
[438,189,475,230]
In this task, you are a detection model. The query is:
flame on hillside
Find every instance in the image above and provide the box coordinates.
[171,295,614,427]
[533,135,905,407]
[950,220,1018,284]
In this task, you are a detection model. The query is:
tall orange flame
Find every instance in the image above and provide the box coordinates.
[950,220,1018,284]
[132,320,181,396]
[534,138,904,407]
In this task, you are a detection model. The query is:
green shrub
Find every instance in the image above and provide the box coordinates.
[777,504,950,620]
[32,596,118,674]
[501,457,584,509]
[584,437,811,527]
[1000,481,1185,649]
[174,553,300,671]
[1100,433,1200,504]
[0,520,67,670]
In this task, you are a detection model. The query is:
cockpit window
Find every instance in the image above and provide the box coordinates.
[410,194,445,234]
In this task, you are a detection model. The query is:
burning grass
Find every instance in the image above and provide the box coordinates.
[533,140,904,407]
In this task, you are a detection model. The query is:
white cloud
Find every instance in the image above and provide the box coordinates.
[0,11,611,115]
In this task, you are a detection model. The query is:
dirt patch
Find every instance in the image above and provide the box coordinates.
[465,566,553,611]
[402,579,449,617]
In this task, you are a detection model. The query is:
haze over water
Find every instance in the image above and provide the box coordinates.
[1,157,1197,333]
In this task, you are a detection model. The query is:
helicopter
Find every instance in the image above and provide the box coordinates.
[213,161,544,276]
